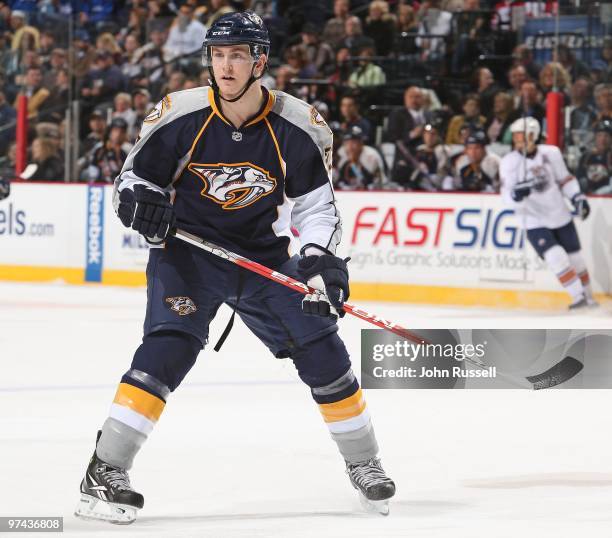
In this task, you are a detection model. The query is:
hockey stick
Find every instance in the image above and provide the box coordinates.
[172,228,582,390]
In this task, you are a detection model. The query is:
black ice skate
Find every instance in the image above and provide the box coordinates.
[568,296,589,311]
[74,436,143,524]
[346,458,395,516]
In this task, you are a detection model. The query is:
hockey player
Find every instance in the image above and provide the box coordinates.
[75,12,395,524]
[500,117,595,309]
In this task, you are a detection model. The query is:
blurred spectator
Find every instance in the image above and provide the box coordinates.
[348,45,386,88]
[473,66,500,114]
[416,0,452,64]
[165,3,207,61]
[82,117,133,183]
[42,47,67,89]
[555,44,590,82]
[96,32,122,63]
[298,23,334,76]
[0,141,16,171]
[602,37,612,83]
[120,34,142,83]
[39,67,68,123]
[339,94,373,145]
[0,90,16,156]
[512,44,541,81]
[445,94,485,144]
[284,44,316,79]
[538,62,570,102]
[364,1,396,57]
[69,30,96,80]
[321,0,350,49]
[395,4,418,56]
[21,137,63,182]
[403,122,453,191]
[484,92,513,144]
[335,126,387,190]
[204,0,234,28]
[131,87,152,139]
[325,45,351,103]
[577,120,612,194]
[38,29,56,65]
[594,83,612,123]
[510,80,545,128]
[507,64,527,109]
[112,92,137,134]
[161,70,186,95]
[14,66,49,119]
[569,78,597,133]
[386,86,430,150]
[80,108,107,157]
[81,50,127,108]
[131,24,167,98]
[339,16,373,55]
[274,64,298,95]
[10,10,39,55]
[78,0,115,26]
[451,0,491,75]
[453,130,499,192]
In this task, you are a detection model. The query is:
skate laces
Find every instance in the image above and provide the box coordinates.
[100,466,131,491]
[347,458,390,489]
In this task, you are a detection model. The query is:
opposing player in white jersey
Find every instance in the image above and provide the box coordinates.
[500,117,595,309]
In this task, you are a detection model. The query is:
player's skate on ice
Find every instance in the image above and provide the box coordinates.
[75,11,394,523]
[347,458,396,515]
[75,433,143,524]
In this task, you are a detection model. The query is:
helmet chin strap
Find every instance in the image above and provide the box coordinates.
[209,62,265,103]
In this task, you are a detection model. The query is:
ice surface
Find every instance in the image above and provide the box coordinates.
[0,282,611,537]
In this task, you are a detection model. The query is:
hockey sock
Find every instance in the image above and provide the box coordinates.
[96,331,202,469]
[543,245,584,302]
[568,251,594,301]
[96,371,169,470]
[312,368,379,463]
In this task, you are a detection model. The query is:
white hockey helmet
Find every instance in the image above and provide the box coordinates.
[510,117,541,141]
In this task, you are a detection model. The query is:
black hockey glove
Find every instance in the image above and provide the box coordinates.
[571,193,590,220]
[511,183,531,202]
[117,184,175,244]
[297,251,350,320]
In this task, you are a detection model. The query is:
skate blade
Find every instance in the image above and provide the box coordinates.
[74,493,138,525]
[358,492,390,516]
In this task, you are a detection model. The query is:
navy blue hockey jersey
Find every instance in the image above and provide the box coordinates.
[114,87,341,266]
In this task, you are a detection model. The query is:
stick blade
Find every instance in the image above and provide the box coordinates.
[526,356,584,390]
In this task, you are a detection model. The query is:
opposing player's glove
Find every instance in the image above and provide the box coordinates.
[511,182,531,202]
[571,193,590,220]
[297,250,350,320]
[117,184,175,244]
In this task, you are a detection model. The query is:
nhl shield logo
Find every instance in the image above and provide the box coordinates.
[165,296,197,316]
[232,131,243,142]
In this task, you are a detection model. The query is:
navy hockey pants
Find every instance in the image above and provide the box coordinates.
[127,237,351,393]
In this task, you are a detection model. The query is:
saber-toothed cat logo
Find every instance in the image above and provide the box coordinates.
[188,162,277,210]
[165,296,197,316]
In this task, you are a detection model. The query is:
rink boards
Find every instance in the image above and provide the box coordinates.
[0,183,610,309]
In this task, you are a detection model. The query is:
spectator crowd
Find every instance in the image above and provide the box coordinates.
[0,0,610,194]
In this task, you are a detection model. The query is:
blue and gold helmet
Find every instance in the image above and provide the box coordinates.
[202,11,270,66]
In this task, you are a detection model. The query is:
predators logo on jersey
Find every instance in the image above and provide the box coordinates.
[188,162,277,210]
[165,296,197,316]
[144,95,171,123]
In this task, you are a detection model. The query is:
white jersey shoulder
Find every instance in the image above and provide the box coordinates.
[140,86,211,135]
[271,90,333,159]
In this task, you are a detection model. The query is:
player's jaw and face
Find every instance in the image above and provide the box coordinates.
[211,45,266,100]
[512,132,537,154]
